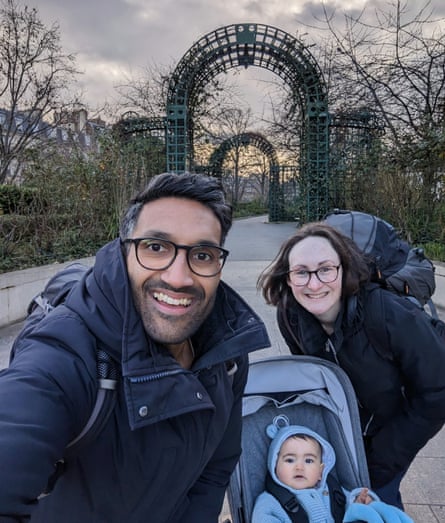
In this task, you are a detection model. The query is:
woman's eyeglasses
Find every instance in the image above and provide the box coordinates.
[288,265,341,286]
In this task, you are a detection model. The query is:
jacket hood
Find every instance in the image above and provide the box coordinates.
[267,415,336,492]
[63,238,270,431]
[66,238,270,368]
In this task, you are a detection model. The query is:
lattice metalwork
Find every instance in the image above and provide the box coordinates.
[329,108,385,210]
[113,112,167,141]
[208,132,284,220]
[208,132,279,177]
[112,112,168,180]
[269,165,299,222]
[166,23,329,221]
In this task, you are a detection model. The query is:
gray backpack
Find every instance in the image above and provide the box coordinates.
[324,209,436,311]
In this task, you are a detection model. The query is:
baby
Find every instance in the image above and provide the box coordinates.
[251,416,413,523]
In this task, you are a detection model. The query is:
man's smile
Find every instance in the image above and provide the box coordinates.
[153,291,192,307]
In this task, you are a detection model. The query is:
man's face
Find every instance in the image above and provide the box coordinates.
[126,197,223,349]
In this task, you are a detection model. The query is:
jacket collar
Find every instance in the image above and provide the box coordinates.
[280,293,364,354]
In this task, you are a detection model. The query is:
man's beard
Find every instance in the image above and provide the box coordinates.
[134,281,217,345]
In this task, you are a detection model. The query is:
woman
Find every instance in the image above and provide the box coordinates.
[258,221,445,509]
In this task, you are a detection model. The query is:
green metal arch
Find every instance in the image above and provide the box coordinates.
[166,23,329,220]
[113,112,166,138]
[208,131,279,178]
[329,108,385,210]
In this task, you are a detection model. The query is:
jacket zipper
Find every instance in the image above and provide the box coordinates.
[129,368,186,383]
[324,337,376,438]
[325,338,340,365]
[363,414,375,437]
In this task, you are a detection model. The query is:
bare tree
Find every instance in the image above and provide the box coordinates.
[248,153,270,204]
[259,0,443,240]
[0,0,79,183]
[114,63,238,127]
[114,62,174,119]
[320,2,445,197]
[320,2,445,139]
[263,85,303,167]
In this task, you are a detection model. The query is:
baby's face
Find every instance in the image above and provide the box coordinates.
[275,436,324,490]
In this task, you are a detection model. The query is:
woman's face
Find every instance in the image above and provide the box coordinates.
[287,236,342,325]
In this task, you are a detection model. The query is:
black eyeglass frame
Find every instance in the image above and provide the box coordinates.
[288,264,341,287]
[121,237,229,277]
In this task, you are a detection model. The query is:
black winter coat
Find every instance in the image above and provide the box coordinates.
[0,239,270,523]
[277,284,445,488]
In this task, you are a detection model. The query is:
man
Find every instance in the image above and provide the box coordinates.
[0,172,270,522]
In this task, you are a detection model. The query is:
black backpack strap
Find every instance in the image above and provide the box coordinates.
[362,287,395,362]
[265,472,348,523]
[326,475,346,523]
[265,472,309,523]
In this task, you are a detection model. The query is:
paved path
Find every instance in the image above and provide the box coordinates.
[1,215,444,522]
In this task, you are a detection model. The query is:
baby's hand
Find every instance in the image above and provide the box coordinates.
[354,487,373,504]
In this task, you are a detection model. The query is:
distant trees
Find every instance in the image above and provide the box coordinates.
[0,0,79,183]
[2,0,444,266]
[321,0,445,239]
[264,0,445,241]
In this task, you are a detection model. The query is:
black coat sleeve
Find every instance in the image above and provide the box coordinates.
[365,292,445,487]
[0,312,97,518]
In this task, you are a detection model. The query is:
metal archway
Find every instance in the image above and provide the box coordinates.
[113,112,166,140]
[208,132,285,221]
[112,112,168,179]
[329,108,385,210]
[208,132,279,177]
[166,23,329,221]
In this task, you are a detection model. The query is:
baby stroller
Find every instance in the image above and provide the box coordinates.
[226,355,370,523]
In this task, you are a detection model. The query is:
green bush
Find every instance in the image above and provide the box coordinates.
[0,211,109,273]
[422,242,445,263]
[0,185,40,214]
[0,185,21,214]
[234,200,268,218]
[0,134,153,273]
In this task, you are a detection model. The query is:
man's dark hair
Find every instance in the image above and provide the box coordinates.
[120,172,233,245]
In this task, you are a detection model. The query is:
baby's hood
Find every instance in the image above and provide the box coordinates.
[266,415,336,492]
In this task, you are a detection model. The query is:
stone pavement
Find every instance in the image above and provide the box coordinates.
[0,215,444,522]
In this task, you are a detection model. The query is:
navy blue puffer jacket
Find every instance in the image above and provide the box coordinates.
[277,285,445,489]
[0,239,270,522]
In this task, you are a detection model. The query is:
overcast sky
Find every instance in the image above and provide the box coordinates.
[33,0,445,117]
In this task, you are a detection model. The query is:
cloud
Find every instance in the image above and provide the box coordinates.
[32,0,445,112]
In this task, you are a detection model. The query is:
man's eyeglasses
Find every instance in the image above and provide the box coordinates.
[288,265,341,287]
[121,237,229,277]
